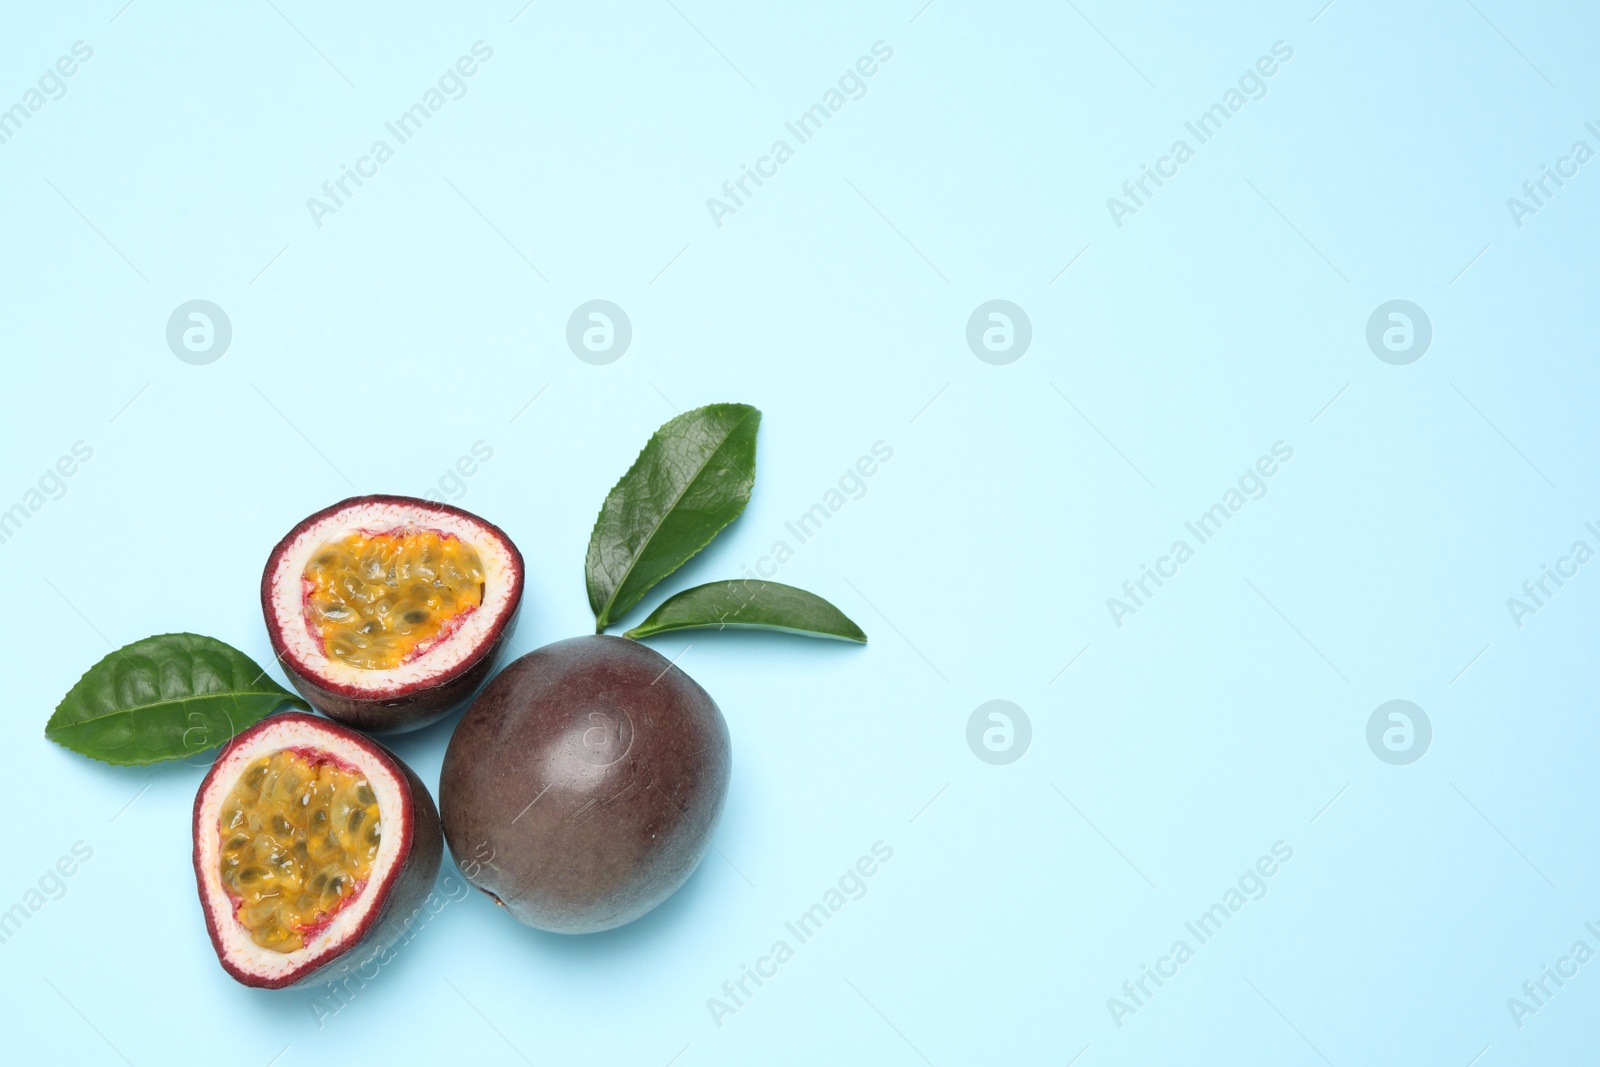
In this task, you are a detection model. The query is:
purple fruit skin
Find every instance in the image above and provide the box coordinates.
[278,621,515,735]
[439,635,732,933]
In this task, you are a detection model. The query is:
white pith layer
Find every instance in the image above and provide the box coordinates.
[196,718,406,983]
[268,499,516,693]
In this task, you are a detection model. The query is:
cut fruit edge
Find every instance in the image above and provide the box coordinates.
[192,713,416,988]
[262,495,524,701]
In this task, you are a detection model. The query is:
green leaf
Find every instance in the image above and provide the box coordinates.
[45,633,308,766]
[624,580,867,643]
[587,403,761,631]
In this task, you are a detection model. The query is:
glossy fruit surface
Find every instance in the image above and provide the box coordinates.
[440,635,731,933]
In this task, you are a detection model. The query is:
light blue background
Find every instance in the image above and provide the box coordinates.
[2,1,1597,1063]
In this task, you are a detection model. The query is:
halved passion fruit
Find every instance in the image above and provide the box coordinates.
[262,495,524,733]
[192,712,442,988]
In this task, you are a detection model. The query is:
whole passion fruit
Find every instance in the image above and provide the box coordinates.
[192,712,442,988]
[262,494,524,733]
[439,635,731,933]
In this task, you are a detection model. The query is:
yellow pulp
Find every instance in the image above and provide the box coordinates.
[218,749,381,953]
[303,528,485,670]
